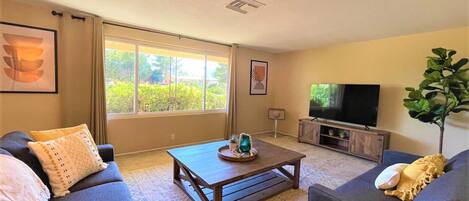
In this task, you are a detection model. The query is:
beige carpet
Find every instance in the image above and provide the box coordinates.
[115,134,376,201]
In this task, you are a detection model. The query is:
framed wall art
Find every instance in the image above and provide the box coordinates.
[250,60,268,95]
[0,22,58,93]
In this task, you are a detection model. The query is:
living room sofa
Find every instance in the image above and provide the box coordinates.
[309,149,469,201]
[0,131,132,201]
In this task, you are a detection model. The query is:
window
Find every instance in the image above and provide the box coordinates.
[104,39,229,115]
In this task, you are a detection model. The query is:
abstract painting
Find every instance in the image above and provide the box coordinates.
[250,60,268,95]
[1,22,57,93]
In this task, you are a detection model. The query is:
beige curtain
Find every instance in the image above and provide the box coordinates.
[225,44,238,139]
[90,16,108,144]
[59,14,107,144]
[59,13,92,128]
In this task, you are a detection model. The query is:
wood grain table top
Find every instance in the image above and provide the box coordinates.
[167,139,306,187]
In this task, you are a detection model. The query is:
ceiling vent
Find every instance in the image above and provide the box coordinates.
[226,0,265,14]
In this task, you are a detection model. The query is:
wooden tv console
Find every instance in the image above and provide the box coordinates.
[298,118,390,163]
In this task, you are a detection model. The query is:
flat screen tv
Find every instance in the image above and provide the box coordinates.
[309,84,380,127]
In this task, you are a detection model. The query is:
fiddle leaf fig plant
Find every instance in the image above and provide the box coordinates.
[403,47,469,153]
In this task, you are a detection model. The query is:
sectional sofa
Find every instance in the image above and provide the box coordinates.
[0,131,132,201]
[309,149,469,201]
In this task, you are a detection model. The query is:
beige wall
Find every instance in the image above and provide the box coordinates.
[0,0,62,133]
[108,113,226,154]
[273,27,469,157]
[1,0,95,133]
[236,47,276,134]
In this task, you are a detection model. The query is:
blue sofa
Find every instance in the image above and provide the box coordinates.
[0,131,133,201]
[309,149,469,201]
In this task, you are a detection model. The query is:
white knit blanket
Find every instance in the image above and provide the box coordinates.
[0,154,50,201]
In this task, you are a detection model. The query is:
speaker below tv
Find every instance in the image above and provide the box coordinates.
[309,84,380,127]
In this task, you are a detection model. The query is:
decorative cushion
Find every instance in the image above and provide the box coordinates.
[375,163,409,189]
[28,130,108,197]
[30,124,95,144]
[385,154,446,201]
[0,154,50,201]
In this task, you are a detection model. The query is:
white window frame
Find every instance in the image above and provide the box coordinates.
[104,37,229,119]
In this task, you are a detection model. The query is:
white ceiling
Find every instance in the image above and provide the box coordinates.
[37,0,468,53]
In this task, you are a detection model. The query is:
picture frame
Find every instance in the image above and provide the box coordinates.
[0,21,58,93]
[249,60,268,95]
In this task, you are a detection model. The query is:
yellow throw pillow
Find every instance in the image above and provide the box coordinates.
[28,130,108,197]
[29,124,90,141]
[384,154,446,201]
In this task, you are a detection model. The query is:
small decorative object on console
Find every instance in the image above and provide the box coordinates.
[338,130,347,139]
[328,129,335,136]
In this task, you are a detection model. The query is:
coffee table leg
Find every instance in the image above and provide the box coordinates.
[213,186,223,201]
[173,159,180,182]
[293,160,301,189]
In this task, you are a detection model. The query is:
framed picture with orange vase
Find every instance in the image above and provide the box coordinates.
[0,22,58,93]
[250,60,268,95]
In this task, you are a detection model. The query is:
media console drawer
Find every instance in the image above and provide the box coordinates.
[298,119,390,163]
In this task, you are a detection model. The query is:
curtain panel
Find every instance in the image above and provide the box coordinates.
[90,16,108,144]
[225,44,239,139]
[58,13,108,144]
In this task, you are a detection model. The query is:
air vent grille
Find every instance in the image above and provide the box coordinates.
[226,0,265,14]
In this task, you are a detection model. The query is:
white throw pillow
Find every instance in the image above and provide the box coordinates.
[0,154,50,201]
[28,130,108,197]
[375,163,409,190]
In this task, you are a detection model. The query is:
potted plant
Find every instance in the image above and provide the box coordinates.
[403,47,469,153]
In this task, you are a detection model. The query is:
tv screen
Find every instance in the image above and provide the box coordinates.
[309,84,380,127]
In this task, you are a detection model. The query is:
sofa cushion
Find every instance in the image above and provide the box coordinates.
[352,164,387,183]
[69,162,123,192]
[336,178,400,201]
[0,131,50,189]
[0,148,12,156]
[444,149,469,172]
[414,166,469,201]
[50,182,132,201]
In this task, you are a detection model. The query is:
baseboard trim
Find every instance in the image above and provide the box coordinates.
[249,130,274,135]
[277,130,296,137]
[115,138,225,156]
[250,130,297,138]
[115,130,298,156]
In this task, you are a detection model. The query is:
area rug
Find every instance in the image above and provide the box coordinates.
[115,134,376,201]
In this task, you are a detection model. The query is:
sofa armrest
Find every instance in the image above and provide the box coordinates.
[308,184,344,201]
[97,144,114,162]
[383,150,421,165]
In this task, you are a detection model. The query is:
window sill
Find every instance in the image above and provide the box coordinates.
[107,109,227,120]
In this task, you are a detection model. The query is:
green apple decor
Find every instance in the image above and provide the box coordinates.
[403,47,469,153]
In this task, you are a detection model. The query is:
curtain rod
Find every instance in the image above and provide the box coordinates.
[103,21,232,47]
[51,10,86,21]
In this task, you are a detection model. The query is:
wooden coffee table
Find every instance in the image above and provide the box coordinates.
[167,139,306,201]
